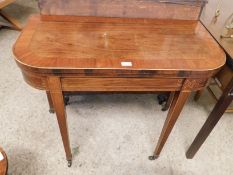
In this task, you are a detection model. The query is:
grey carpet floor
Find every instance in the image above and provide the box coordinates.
[1,1,233,174]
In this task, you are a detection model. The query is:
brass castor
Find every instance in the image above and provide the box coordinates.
[67,160,72,167]
[148,155,159,160]
[161,105,169,111]
[49,108,55,113]
[64,95,70,105]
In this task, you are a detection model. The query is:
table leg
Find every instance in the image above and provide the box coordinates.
[186,78,233,159]
[46,91,54,113]
[47,77,72,167]
[149,90,190,160]
[194,89,203,101]
[162,92,175,111]
[0,10,22,30]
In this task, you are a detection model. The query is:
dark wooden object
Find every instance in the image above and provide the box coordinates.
[157,92,175,111]
[0,147,7,175]
[163,92,175,111]
[195,64,233,112]
[186,0,233,158]
[186,78,233,158]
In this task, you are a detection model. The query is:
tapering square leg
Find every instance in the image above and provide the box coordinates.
[47,77,72,167]
[149,90,190,160]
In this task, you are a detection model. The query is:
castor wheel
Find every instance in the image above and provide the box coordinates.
[49,108,55,113]
[157,94,168,105]
[64,95,70,105]
[148,155,159,160]
[67,160,72,167]
[161,105,169,111]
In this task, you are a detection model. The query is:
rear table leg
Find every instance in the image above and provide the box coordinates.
[162,92,175,111]
[46,91,55,113]
[157,93,168,106]
[64,95,70,105]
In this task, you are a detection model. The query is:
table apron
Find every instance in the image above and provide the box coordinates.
[21,70,209,92]
[60,77,184,92]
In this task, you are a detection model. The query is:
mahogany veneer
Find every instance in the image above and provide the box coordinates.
[13,15,225,166]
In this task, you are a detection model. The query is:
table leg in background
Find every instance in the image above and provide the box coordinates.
[46,91,54,113]
[0,10,22,30]
[162,92,175,111]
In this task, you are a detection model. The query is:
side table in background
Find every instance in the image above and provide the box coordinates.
[0,0,22,30]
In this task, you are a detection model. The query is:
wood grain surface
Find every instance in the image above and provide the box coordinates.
[61,77,184,91]
[186,77,233,158]
[12,6,226,163]
[13,15,225,75]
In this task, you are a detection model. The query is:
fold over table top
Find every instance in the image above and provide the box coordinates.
[13,15,225,76]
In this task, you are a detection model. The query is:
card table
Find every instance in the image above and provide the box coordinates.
[13,14,225,166]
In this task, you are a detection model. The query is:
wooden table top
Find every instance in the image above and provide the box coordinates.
[13,15,225,75]
[0,148,7,175]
